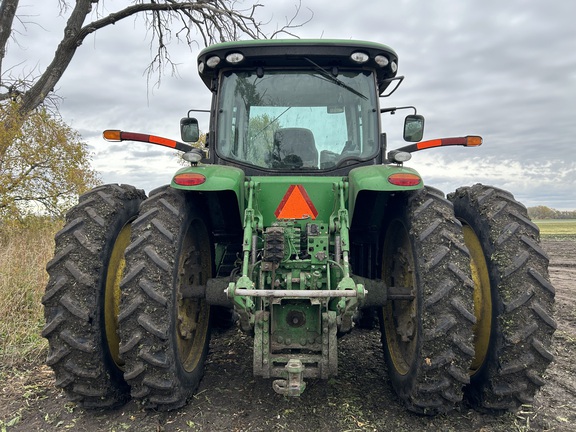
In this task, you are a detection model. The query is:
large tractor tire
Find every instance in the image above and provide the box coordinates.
[449,184,555,410]
[118,186,213,410]
[379,187,476,415]
[42,184,146,408]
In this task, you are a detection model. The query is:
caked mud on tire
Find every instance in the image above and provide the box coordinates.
[378,187,476,415]
[449,184,556,410]
[42,184,146,408]
[118,186,212,411]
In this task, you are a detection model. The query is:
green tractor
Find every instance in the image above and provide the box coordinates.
[43,39,555,414]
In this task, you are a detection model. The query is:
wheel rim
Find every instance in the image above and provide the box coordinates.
[382,219,418,376]
[104,224,132,368]
[176,219,211,372]
[462,224,492,374]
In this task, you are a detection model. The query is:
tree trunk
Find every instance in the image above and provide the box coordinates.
[17,0,93,117]
[0,0,19,81]
[4,0,306,119]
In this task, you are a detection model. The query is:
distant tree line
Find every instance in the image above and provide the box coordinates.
[528,206,576,220]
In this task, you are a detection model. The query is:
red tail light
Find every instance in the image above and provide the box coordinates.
[173,173,206,186]
[388,173,421,187]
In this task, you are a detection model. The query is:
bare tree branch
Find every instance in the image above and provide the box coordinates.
[0,0,20,82]
[1,0,311,218]
[3,0,309,120]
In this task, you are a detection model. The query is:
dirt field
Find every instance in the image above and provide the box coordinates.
[1,239,575,431]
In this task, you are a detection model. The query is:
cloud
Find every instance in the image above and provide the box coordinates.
[411,152,576,210]
[8,1,576,210]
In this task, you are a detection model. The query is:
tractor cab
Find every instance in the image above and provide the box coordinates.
[181,39,417,176]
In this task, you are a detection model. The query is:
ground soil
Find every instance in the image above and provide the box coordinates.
[1,239,575,432]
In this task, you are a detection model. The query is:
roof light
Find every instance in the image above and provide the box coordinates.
[198,61,205,74]
[206,56,220,68]
[388,173,421,187]
[350,51,369,64]
[375,55,389,67]
[182,148,204,164]
[226,52,244,64]
[388,151,412,163]
[173,172,206,186]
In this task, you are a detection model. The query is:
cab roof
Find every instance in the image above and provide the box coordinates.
[197,39,399,95]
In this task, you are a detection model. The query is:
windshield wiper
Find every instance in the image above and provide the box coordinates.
[304,57,368,100]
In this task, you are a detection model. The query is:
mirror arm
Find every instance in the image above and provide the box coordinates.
[391,136,483,155]
[187,109,210,117]
[103,130,193,152]
[380,105,417,115]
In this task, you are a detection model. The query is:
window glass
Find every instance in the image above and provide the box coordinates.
[216,70,379,170]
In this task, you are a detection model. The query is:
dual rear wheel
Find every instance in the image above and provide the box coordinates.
[119,186,213,410]
[450,184,555,410]
[43,185,213,410]
[380,185,555,413]
[379,187,475,414]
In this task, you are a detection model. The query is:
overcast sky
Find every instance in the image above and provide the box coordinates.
[7,1,576,210]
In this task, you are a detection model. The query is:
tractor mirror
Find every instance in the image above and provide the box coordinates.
[403,114,425,142]
[180,117,200,143]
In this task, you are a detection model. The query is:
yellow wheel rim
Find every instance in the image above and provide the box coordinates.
[177,298,210,372]
[104,224,132,368]
[176,219,211,372]
[382,219,417,376]
[462,224,492,374]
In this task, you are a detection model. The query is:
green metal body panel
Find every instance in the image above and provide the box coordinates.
[196,38,399,97]
[170,167,423,230]
[251,176,342,227]
[348,165,423,221]
[171,164,246,213]
[271,300,322,347]
[199,39,397,58]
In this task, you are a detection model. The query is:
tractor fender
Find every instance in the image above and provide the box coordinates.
[171,165,246,212]
[171,165,245,238]
[347,165,422,222]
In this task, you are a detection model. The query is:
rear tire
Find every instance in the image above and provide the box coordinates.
[449,184,556,410]
[43,184,146,408]
[379,187,476,414]
[119,186,213,410]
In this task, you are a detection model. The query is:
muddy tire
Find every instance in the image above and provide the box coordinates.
[378,187,475,414]
[42,184,146,408]
[449,184,556,410]
[119,186,212,410]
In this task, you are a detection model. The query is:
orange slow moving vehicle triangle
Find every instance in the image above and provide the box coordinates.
[274,185,319,220]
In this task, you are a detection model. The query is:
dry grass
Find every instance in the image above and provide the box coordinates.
[0,218,61,368]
